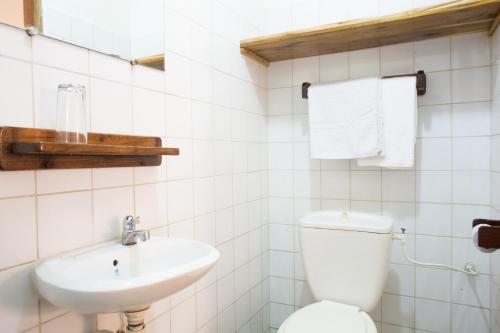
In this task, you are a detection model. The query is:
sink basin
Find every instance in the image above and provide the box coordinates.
[33,237,219,313]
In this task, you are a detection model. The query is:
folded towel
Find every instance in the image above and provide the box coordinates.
[357,76,417,168]
[308,78,383,159]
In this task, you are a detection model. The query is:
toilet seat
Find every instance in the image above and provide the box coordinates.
[277,301,377,333]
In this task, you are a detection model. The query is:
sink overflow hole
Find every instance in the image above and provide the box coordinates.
[113,259,118,267]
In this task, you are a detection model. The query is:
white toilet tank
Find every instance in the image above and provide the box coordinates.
[300,211,393,312]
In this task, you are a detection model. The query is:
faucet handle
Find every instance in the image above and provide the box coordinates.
[123,215,140,230]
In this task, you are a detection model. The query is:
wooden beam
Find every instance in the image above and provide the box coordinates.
[240,48,269,67]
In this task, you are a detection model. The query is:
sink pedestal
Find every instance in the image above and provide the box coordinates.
[123,307,150,332]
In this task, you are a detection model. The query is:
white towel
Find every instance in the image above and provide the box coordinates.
[308,78,383,159]
[357,76,417,168]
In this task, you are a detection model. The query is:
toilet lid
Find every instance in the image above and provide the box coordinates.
[280,301,370,333]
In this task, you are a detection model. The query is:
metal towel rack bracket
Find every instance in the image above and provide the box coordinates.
[301,70,426,99]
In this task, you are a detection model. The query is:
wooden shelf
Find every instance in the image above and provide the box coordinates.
[0,127,179,170]
[240,0,500,65]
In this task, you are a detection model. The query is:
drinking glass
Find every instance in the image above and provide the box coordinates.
[56,84,88,144]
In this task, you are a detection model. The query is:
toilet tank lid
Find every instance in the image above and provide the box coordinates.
[300,211,393,234]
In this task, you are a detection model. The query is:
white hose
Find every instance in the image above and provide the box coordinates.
[392,232,478,276]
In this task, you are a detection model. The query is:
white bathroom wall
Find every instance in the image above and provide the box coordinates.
[264,1,494,333]
[0,0,270,332]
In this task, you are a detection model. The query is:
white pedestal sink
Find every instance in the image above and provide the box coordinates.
[33,237,219,331]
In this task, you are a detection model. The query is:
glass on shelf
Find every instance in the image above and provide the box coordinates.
[55,84,88,144]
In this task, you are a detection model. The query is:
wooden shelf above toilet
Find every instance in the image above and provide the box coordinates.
[240,0,500,66]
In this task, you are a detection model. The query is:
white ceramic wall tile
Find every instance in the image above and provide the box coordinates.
[451,32,491,69]
[93,187,134,242]
[452,102,491,137]
[268,88,293,116]
[320,171,350,200]
[453,137,490,171]
[41,312,95,333]
[36,169,92,194]
[133,87,166,137]
[269,197,293,225]
[135,183,168,229]
[417,104,451,138]
[452,272,490,308]
[269,224,294,252]
[319,52,349,83]
[383,202,416,234]
[414,37,451,72]
[267,61,293,89]
[89,51,131,84]
[382,171,415,202]
[415,298,451,333]
[348,48,380,79]
[268,143,293,170]
[164,51,191,98]
[381,43,414,76]
[32,35,89,74]
[294,170,320,198]
[171,296,197,333]
[0,198,37,270]
[0,56,33,127]
[268,116,294,143]
[451,304,489,333]
[292,57,319,86]
[269,251,294,278]
[416,203,451,236]
[416,234,451,265]
[92,167,134,189]
[381,294,415,327]
[452,171,490,205]
[415,267,451,302]
[385,264,415,297]
[90,78,133,134]
[416,138,452,170]
[416,171,452,203]
[0,23,32,60]
[351,171,381,201]
[37,191,93,257]
[0,171,36,198]
[167,180,194,223]
[452,67,491,103]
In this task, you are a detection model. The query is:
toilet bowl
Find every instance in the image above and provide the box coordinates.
[277,211,392,333]
[278,301,376,333]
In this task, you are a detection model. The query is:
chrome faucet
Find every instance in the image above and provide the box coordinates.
[122,215,150,245]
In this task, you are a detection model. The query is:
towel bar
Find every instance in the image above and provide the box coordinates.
[301,70,426,99]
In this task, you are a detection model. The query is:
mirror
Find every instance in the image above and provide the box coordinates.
[0,0,165,70]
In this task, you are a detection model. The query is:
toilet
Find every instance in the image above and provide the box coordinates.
[278,211,393,333]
